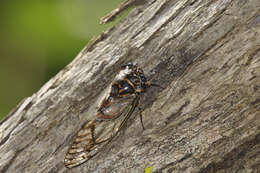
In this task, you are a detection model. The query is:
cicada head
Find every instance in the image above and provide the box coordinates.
[119,62,148,93]
[119,62,137,78]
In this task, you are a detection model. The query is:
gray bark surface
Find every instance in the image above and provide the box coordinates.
[0,0,260,172]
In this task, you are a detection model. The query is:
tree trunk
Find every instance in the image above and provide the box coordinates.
[0,0,259,172]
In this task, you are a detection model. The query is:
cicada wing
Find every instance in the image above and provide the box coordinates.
[64,119,118,168]
[94,95,140,144]
[64,120,98,168]
[64,96,140,168]
[106,95,140,140]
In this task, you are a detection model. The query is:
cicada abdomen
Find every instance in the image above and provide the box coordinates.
[64,63,153,168]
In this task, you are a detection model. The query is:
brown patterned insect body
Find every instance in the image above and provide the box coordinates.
[64,63,151,168]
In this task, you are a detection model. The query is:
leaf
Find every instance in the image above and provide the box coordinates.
[144,166,153,173]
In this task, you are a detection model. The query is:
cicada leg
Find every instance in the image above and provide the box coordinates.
[137,104,145,130]
[146,81,165,89]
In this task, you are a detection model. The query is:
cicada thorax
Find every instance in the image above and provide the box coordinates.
[97,66,147,121]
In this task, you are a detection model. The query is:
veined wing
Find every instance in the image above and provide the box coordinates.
[64,95,140,168]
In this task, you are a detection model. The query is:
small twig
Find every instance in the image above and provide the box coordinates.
[100,0,142,24]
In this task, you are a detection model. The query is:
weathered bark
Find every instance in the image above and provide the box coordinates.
[0,0,259,172]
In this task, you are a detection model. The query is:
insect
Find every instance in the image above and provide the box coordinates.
[64,62,161,168]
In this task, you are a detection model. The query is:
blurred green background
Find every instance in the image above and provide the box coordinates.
[0,0,125,120]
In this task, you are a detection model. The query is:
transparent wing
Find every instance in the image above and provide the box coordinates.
[64,96,140,168]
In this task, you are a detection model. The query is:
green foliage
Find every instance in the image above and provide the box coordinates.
[145,166,153,173]
[0,0,125,119]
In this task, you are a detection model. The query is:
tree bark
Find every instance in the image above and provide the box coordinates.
[0,0,260,172]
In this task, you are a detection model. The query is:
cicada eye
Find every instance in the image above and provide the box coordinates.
[126,63,134,69]
[120,64,128,70]
[121,62,134,70]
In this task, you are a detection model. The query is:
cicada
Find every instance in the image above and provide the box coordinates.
[64,62,160,168]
